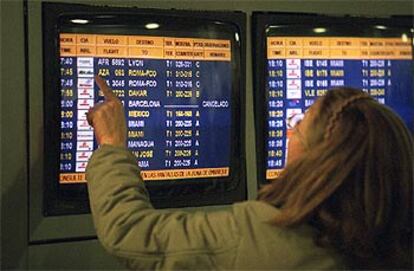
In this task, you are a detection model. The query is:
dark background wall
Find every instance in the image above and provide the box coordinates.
[1,0,28,269]
[1,0,412,269]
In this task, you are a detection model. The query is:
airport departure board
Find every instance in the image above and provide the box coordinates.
[42,3,246,215]
[265,36,413,180]
[59,33,233,183]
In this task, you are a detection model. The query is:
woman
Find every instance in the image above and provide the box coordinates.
[86,77,412,270]
[259,87,413,269]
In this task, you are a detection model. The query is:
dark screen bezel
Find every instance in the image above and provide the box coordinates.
[252,12,414,187]
[43,2,246,216]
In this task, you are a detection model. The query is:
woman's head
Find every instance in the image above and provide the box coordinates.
[259,87,413,269]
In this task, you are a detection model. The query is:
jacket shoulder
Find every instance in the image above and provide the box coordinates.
[231,200,344,269]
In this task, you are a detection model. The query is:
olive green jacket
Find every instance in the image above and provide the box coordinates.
[86,145,343,270]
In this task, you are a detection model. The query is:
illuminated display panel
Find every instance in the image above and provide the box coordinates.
[43,3,246,215]
[59,34,232,183]
[266,36,412,179]
[253,13,413,184]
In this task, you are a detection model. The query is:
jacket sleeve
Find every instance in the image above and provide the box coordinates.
[86,145,240,270]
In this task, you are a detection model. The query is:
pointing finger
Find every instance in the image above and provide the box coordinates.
[86,108,94,127]
[95,75,116,101]
[86,102,105,127]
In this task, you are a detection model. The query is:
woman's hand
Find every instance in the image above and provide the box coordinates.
[86,76,127,148]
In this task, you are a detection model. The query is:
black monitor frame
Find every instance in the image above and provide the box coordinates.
[252,12,413,186]
[43,2,246,216]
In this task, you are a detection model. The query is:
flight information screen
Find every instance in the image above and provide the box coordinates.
[59,33,232,183]
[265,35,413,180]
